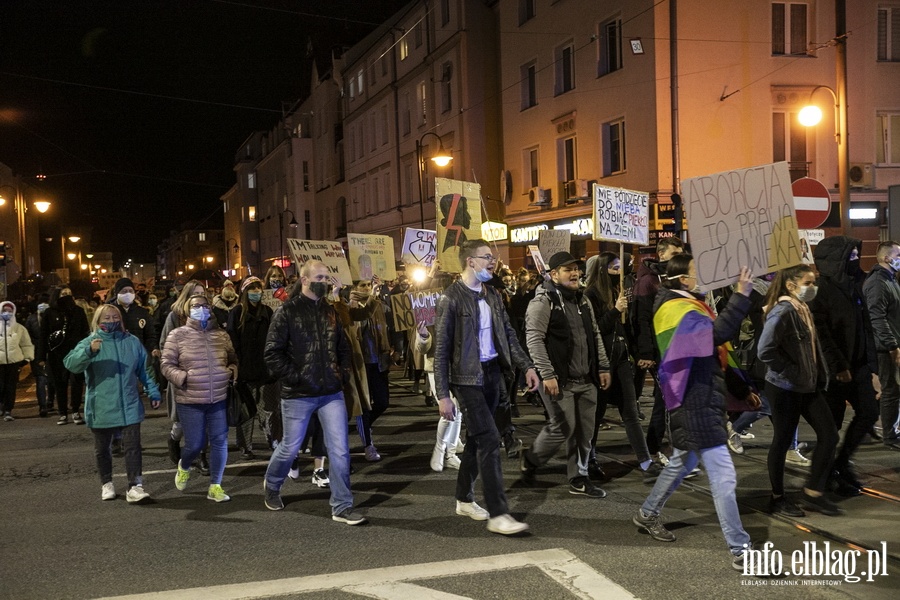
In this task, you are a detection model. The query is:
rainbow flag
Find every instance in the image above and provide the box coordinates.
[653,297,716,410]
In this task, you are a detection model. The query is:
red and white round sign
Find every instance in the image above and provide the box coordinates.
[792,177,832,229]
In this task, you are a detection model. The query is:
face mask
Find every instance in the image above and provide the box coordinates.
[308,282,329,298]
[118,292,135,305]
[169,290,178,298]
[846,258,860,276]
[190,306,210,322]
[0,312,10,322]
[38,303,49,313]
[99,321,120,333]
[148,298,158,306]
[796,284,818,303]
[270,279,284,289]
[474,268,493,283]
[890,258,900,271]
[247,291,262,303]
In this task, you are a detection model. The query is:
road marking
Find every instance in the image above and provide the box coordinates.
[93,548,638,600]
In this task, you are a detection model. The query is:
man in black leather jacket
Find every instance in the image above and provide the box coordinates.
[261,260,366,525]
[434,239,540,536]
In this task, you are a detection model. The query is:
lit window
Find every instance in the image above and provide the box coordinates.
[400,38,409,61]
[248,206,257,222]
[199,232,207,241]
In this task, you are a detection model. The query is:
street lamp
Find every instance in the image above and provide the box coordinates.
[799,84,849,234]
[0,183,27,274]
[416,132,453,228]
[61,236,82,280]
[225,238,240,274]
[278,209,299,274]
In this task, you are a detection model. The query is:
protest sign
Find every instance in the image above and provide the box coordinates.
[347,233,397,281]
[528,245,548,274]
[391,293,415,332]
[409,289,442,327]
[400,228,437,266]
[592,184,650,245]
[435,177,483,273]
[538,229,571,262]
[286,238,353,285]
[798,229,824,265]
[683,161,802,292]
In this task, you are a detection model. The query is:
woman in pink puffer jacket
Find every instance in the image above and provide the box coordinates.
[161,294,238,503]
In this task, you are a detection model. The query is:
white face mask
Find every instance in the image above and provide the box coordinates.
[796,284,818,303]
[190,306,210,322]
[890,257,900,271]
[118,292,135,305]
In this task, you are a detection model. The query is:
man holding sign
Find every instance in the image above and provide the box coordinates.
[434,239,540,535]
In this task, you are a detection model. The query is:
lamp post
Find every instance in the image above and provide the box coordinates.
[225,238,239,274]
[416,132,454,228]
[278,209,299,275]
[798,84,849,234]
[61,235,82,281]
[0,183,27,274]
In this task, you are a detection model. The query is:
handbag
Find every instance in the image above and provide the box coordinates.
[48,316,68,352]
[226,380,256,427]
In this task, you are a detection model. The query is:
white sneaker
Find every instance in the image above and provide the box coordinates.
[487,514,530,535]
[101,482,116,501]
[785,448,812,466]
[72,412,85,425]
[656,452,669,466]
[430,445,445,472]
[311,468,330,488]
[57,415,69,426]
[456,500,489,521]
[126,485,150,503]
[444,454,461,470]
[726,422,744,454]
[739,430,756,440]
[288,458,301,482]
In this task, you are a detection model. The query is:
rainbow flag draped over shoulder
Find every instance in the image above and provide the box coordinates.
[653,297,716,410]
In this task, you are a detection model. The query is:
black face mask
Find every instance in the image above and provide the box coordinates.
[308,282,329,298]
[846,259,861,276]
[608,273,621,286]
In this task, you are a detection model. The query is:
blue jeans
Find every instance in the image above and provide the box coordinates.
[265,392,354,515]
[641,445,750,556]
[177,402,228,485]
[731,391,772,435]
[452,359,509,518]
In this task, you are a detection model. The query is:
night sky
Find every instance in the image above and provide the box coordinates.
[0,0,408,266]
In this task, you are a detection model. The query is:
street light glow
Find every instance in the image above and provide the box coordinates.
[798,105,823,127]
[68,236,81,243]
[34,201,50,213]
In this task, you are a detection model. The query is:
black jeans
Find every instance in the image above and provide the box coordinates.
[765,382,838,495]
[358,364,390,446]
[825,363,879,469]
[0,363,20,413]
[92,423,142,487]
[598,360,652,463]
[452,359,509,518]
[49,355,84,416]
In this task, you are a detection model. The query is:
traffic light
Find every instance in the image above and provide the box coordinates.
[0,241,7,266]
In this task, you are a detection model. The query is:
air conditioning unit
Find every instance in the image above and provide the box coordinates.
[529,186,551,205]
[849,163,873,188]
[563,179,590,204]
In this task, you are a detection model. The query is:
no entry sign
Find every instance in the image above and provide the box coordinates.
[792,177,832,229]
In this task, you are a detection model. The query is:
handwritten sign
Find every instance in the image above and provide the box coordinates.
[400,228,437,266]
[528,245,548,274]
[390,293,415,332]
[683,161,802,292]
[538,229,571,263]
[435,177,483,273]
[410,289,442,327]
[593,184,650,245]
[286,238,353,285]
[347,233,397,281]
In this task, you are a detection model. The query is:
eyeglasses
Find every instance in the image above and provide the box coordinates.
[472,255,497,263]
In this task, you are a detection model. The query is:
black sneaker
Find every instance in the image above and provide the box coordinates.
[632,509,676,542]
[800,492,843,516]
[519,452,537,485]
[197,452,210,476]
[642,461,663,483]
[834,467,863,490]
[569,477,607,498]
[769,495,805,517]
[332,508,368,525]
[264,485,284,511]
[167,437,180,465]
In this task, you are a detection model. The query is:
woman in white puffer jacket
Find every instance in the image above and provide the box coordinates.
[1,301,35,421]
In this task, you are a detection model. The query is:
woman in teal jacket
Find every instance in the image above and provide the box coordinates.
[65,304,161,503]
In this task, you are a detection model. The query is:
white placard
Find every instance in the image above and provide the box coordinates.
[592,184,650,245]
[286,238,353,285]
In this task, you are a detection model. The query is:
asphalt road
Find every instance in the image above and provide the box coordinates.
[1,372,898,600]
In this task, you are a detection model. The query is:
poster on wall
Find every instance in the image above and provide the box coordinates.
[400,228,437,266]
[592,184,650,245]
[798,229,824,265]
[682,161,802,292]
[286,238,353,284]
[347,233,397,281]
[435,177,483,273]
[538,229,571,261]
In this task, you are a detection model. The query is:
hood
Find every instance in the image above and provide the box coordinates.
[813,235,861,283]
[113,277,135,296]
[637,257,666,279]
[0,301,17,316]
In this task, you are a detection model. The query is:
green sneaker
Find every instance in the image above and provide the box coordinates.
[175,462,191,491]
[207,484,231,503]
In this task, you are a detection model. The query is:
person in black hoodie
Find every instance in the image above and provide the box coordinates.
[109,277,159,360]
[809,236,878,495]
[39,287,90,425]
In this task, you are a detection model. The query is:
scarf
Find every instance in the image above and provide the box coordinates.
[654,295,717,410]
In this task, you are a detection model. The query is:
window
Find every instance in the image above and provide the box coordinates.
[772,2,808,56]
[877,113,900,165]
[381,105,389,145]
[520,61,537,110]
[772,111,808,180]
[523,147,539,188]
[304,210,311,239]
[555,42,575,95]
[558,137,577,183]
[370,113,377,151]
[440,63,453,114]
[383,174,392,210]
[248,206,256,222]
[519,0,536,25]
[400,92,411,136]
[400,38,409,61]
[198,232,207,242]
[878,8,900,61]
[602,120,626,176]
[373,177,380,212]
[598,18,623,76]
[381,49,388,76]
[348,128,356,162]
[417,81,427,126]
[357,70,364,95]
[247,172,256,188]
[357,123,364,159]
[404,162,414,205]
[349,78,356,99]
[441,0,450,26]
[415,20,423,48]
[302,161,310,191]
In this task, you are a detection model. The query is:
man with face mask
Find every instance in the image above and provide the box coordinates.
[434,239,540,535]
[809,236,879,494]
[262,260,366,525]
[862,241,900,449]
[109,278,159,360]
